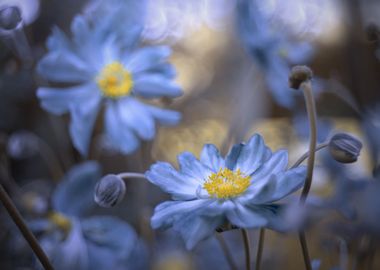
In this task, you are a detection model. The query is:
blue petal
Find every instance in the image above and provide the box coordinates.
[144,104,181,125]
[174,214,224,250]
[37,50,93,83]
[145,162,199,200]
[226,203,267,228]
[133,74,182,98]
[286,42,314,64]
[151,199,212,229]
[145,63,177,79]
[46,27,71,51]
[235,134,271,175]
[125,46,171,74]
[69,92,102,156]
[104,102,140,154]
[200,144,225,172]
[117,98,155,140]
[52,161,101,217]
[177,152,212,183]
[225,143,244,170]
[252,150,288,180]
[37,83,98,115]
[248,166,306,204]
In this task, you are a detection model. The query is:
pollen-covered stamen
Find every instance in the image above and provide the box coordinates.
[96,61,133,98]
[203,168,251,199]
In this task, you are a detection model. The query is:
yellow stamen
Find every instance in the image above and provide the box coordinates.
[96,61,133,98]
[48,212,72,235]
[203,168,251,199]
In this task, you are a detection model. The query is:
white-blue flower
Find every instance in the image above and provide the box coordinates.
[36,1,182,156]
[146,134,306,249]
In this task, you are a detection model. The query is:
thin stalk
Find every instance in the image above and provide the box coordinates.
[299,232,312,270]
[299,80,318,203]
[290,142,329,169]
[255,228,265,270]
[298,80,318,270]
[241,229,251,270]
[0,183,54,270]
[216,233,238,270]
[117,172,146,180]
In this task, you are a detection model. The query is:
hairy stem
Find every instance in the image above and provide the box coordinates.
[299,232,312,270]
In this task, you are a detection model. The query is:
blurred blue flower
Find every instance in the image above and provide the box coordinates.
[235,0,314,108]
[36,1,182,156]
[146,134,306,249]
[30,162,147,270]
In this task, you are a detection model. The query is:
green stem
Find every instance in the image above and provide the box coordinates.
[255,228,265,270]
[241,229,251,270]
[216,233,238,270]
[0,183,54,270]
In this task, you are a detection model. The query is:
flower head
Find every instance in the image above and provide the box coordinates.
[36,1,182,155]
[146,134,307,249]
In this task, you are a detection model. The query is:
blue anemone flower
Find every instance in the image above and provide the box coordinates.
[36,2,182,155]
[145,134,307,249]
[30,161,147,270]
[236,0,314,108]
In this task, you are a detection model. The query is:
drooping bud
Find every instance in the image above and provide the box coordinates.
[289,65,313,90]
[94,174,126,207]
[328,133,363,163]
[0,6,22,30]
[7,131,39,159]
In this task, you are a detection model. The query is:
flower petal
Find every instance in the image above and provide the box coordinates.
[117,98,155,140]
[133,74,182,98]
[235,134,271,175]
[145,162,199,200]
[125,46,171,74]
[144,104,181,125]
[225,143,244,170]
[69,92,102,156]
[174,214,224,250]
[226,203,268,228]
[177,152,212,183]
[37,51,92,83]
[248,166,306,204]
[200,144,225,172]
[151,199,212,229]
[104,102,140,154]
[252,150,288,180]
[37,83,98,115]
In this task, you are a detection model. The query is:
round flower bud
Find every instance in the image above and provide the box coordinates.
[0,6,22,30]
[289,65,313,90]
[7,131,39,159]
[328,133,363,163]
[94,174,126,208]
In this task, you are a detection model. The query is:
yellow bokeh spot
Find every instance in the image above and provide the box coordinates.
[96,62,133,98]
[203,168,251,199]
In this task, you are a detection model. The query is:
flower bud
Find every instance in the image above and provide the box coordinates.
[7,131,39,159]
[0,6,22,30]
[289,65,313,90]
[328,133,362,163]
[94,174,126,207]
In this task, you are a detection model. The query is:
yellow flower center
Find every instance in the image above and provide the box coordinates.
[203,168,251,199]
[47,212,72,235]
[96,61,133,98]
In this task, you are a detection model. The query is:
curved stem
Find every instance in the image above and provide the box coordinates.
[299,232,312,270]
[216,233,238,270]
[290,142,329,169]
[255,228,265,270]
[117,172,146,180]
[241,229,251,270]
[0,183,53,270]
[297,80,318,270]
[299,80,318,204]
